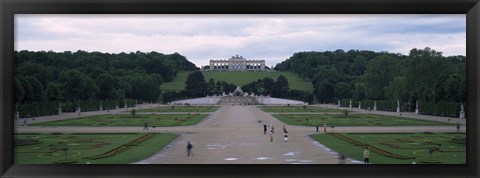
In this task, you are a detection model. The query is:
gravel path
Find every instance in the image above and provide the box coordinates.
[135,105,339,164]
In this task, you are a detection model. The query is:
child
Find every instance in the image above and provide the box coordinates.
[269,131,273,142]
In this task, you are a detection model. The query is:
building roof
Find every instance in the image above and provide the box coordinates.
[228,55,246,61]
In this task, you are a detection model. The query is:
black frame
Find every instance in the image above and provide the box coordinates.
[1,0,479,177]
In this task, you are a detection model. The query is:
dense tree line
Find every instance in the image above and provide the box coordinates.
[275,47,466,109]
[14,50,197,104]
[241,75,313,103]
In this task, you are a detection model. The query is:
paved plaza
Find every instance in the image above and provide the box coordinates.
[15,103,466,164]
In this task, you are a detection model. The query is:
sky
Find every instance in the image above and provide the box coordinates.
[15,14,466,67]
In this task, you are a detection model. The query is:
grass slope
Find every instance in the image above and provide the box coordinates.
[160,71,314,92]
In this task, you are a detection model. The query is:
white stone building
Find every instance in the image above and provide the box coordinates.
[209,55,265,71]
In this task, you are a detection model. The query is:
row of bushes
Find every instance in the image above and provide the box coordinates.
[338,99,464,117]
[17,99,137,118]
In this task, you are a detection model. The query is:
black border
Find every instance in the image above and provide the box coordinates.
[1,0,479,177]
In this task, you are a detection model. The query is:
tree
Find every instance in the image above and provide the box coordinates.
[402,47,449,102]
[130,75,161,102]
[314,80,335,102]
[207,78,216,95]
[185,71,205,90]
[59,69,98,101]
[262,77,275,95]
[24,76,46,102]
[96,74,115,99]
[14,77,25,103]
[352,82,366,101]
[46,82,63,101]
[384,76,409,102]
[17,76,34,102]
[16,62,53,88]
[276,75,289,91]
[272,75,290,97]
[185,71,207,97]
[334,82,352,100]
[363,55,400,100]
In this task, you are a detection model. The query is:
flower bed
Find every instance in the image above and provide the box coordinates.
[15,139,41,146]
[175,115,195,125]
[84,133,154,160]
[330,133,415,160]
[286,115,308,125]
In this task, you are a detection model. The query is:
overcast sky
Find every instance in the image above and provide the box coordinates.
[15,14,465,67]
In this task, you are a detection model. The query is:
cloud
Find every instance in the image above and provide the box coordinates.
[15,14,466,67]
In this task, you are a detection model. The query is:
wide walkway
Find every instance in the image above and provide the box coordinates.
[136,105,339,164]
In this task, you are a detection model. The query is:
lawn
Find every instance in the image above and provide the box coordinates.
[257,106,343,113]
[272,114,453,127]
[310,133,466,164]
[137,105,219,112]
[159,71,192,92]
[30,114,208,127]
[15,133,178,164]
[160,71,314,92]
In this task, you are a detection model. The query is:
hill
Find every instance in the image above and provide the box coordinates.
[160,71,314,92]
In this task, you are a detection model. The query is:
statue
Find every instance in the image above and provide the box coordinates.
[459,103,465,119]
[415,100,419,114]
[396,100,400,112]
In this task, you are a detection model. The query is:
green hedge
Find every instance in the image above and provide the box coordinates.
[340,99,462,118]
[420,101,461,117]
[18,101,58,118]
[17,99,137,118]
[376,100,397,112]
[361,100,375,109]
[339,99,350,107]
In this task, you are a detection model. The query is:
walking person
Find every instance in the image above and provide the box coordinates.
[269,131,274,142]
[271,124,275,133]
[316,124,319,132]
[323,122,327,133]
[363,146,370,164]
[284,133,288,142]
[187,141,193,156]
[456,123,461,133]
[338,153,347,164]
[263,124,267,135]
[143,122,149,130]
[23,119,27,127]
[283,125,287,134]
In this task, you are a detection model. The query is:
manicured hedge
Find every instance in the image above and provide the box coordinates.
[340,99,462,118]
[420,101,461,118]
[17,99,137,118]
[18,101,58,118]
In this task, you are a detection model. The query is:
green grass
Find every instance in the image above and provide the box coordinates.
[272,114,453,127]
[160,71,314,92]
[30,114,208,127]
[138,106,219,112]
[257,106,343,113]
[160,71,192,92]
[15,133,178,164]
[310,133,466,164]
